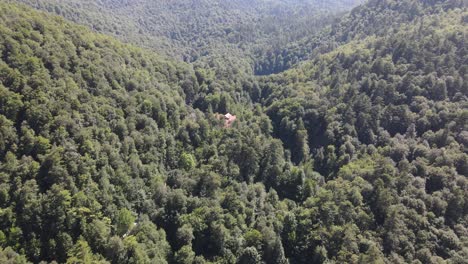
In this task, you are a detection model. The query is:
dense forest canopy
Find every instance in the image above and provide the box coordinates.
[11,0,363,73]
[0,0,467,263]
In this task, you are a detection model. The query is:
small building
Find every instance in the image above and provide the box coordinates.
[215,113,237,127]
[224,113,237,127]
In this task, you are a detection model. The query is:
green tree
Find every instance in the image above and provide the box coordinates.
[66,239,108,264]
[237,247,262,264]
[116,209,136,237]
[179,153,196,171]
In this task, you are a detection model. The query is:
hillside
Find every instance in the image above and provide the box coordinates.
[0,3,310,263]
[13,0,363,64]
[258,1,468,261]
[0,0,467,264]
[254,0,467,74]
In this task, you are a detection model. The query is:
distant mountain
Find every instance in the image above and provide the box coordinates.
[254,0,466,74]
[12,0,364,63]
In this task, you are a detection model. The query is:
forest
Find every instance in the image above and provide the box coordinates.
[11,0,364,75]
[0,0,466,263]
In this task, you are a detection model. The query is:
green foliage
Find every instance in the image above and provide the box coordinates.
[0,247,29,264]
[66,239,108,264]
[244,229,263,249]
[179,153,196,171]
[13,0,363,69]
[115,209,135,237]
[0,1,466,264]
[237,247,262,264]
[174,245,195,264]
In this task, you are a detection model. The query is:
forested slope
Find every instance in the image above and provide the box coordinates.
[0,3,312,263]
[0,0,466,264]
[13,0,363,64]
[254,0,467,74]
[257,0,468,262]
